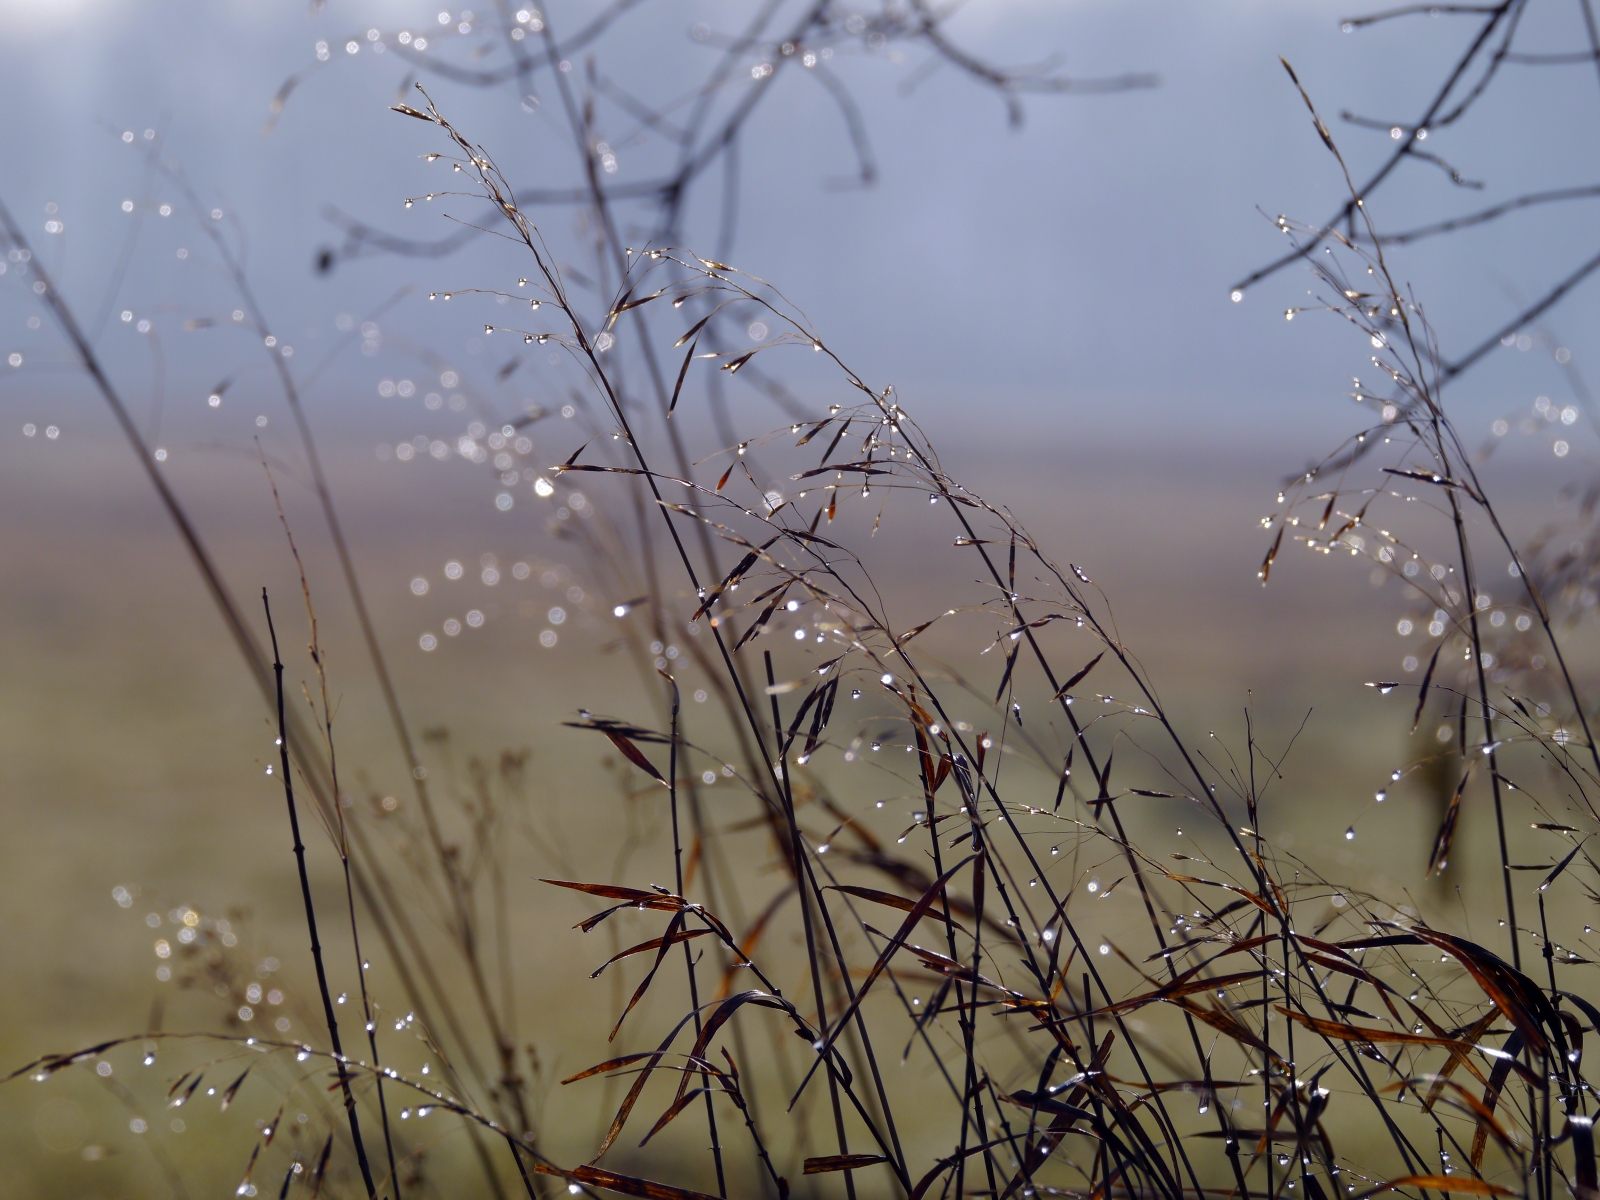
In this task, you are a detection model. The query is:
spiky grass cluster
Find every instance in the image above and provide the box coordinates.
[7,12,1600,1200]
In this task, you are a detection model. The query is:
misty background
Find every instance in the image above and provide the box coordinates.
[0,0,1592,447]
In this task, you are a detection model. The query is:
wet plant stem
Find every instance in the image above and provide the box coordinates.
[263,590,380,1200]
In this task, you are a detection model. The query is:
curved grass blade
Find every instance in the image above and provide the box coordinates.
[804,1154,888,1174]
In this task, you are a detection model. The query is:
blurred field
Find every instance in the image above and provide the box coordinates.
[6,406,1587,1200]
[3,417,1545,1195]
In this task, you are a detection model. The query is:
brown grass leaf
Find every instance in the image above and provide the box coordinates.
[1427,771,1470,877]
[219,1067,250,1111]
[561,1052,661,1085]
[561,1163,723,1200]
[643,991,793,1144]
[1384,1075,1518,1159]
[1091,970,1261,1018]
[589,1023,684,1161]
[827,884,970,933]
[591,928,717,979]
[804,1155,888,1175]
[668,335,699,416]
[1171,999,1284,1063]
[1406,928,1553,1057]
[1470,1030,1524,1171]
[1052,651,1105,701]
[1277,1007,1471,1049]
[1411,642,1443,733]
[601,730,668,787]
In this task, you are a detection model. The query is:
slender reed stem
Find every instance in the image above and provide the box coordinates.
[665,674,727,1197]
[263,590,381,1200]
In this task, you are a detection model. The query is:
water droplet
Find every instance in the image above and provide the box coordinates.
[1375,790,1386,803]
[1345,827,1355,840]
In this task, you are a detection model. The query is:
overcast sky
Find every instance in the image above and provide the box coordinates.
[1,0,1594,460]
